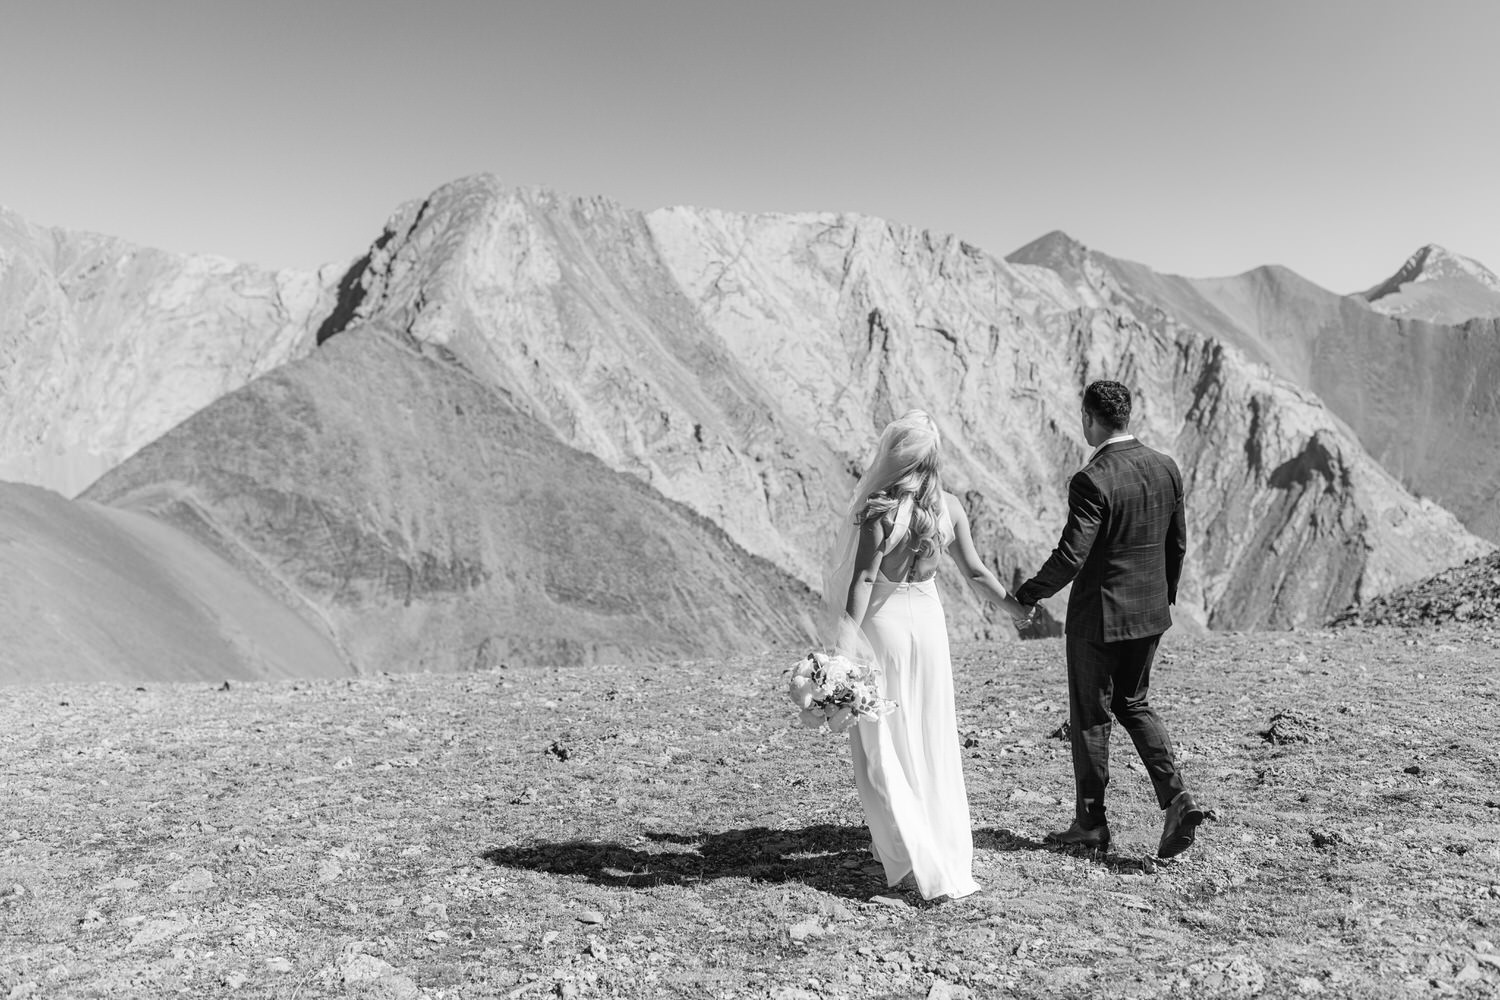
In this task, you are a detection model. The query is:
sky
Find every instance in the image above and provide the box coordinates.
[3,0,1496,293]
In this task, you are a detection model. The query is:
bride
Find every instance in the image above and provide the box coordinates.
[824,410,1030,901]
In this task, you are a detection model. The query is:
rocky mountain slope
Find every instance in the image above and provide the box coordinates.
[1009,233,1500,543]
[2,177,1495,676]
[0,207,339,496]
[84,325,816,674]
[1360,244,1500,324]
[0,482,346,685]
[300,176,1488,633]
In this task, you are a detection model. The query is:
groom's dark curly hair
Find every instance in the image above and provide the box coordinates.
[1083,380,1132,430]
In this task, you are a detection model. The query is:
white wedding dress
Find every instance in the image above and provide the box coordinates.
[849,501,980,900]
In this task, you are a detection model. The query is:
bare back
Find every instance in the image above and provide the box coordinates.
[875,496,955,584]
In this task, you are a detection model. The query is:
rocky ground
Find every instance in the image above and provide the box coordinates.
[1330,552,1500,629]
[2,622,1498,999]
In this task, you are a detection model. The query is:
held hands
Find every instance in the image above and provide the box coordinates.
[998,596,1040,629]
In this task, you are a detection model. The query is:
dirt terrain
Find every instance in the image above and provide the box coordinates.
[2,623,1497,999]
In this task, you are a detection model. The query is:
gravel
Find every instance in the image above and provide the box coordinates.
[1329,551,1500,628]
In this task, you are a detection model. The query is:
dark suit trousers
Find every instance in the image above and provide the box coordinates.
[1065,634,1185,825]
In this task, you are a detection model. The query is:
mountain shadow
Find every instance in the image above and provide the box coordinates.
[83,324,817,676]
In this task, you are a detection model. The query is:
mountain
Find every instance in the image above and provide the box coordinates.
[0,482,347,685]
[0,206,341,497]
[84,325,817,673]
[1,176,1494,680]
[1007,234,1500,544]
[1360,244,1500,324]
[294,176,1487,632]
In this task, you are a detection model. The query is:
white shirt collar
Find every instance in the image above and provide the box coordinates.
[1090,433,1135,461]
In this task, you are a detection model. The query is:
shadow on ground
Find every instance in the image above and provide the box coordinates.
[975,826,1159,875]
[481,823,888,900]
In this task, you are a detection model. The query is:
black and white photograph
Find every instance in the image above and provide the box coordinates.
[2,2,1497,997]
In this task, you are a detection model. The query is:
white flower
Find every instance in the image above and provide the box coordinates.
[821,658,857,692]
[788,676,817,710]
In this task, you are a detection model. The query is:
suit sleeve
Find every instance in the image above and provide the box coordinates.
[1016,470,1105,604]
[1165,461,1187,604]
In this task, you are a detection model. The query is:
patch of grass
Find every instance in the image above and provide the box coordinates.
[2,625,1498,998]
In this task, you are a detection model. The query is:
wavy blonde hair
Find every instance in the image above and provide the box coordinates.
[855,410,945,558]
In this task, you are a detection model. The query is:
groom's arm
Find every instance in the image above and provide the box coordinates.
[1016,471,1105,604]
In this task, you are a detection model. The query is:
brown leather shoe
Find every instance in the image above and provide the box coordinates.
[1044,820,1111,851]
[1158,791,1209,859]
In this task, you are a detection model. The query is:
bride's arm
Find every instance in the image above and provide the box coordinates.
[944,493,1030,623]
[843,516,887,628]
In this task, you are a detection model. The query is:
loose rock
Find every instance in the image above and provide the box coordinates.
[788,919,824,943]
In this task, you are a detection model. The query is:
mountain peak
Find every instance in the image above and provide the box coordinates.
[1364,244,1500,302]
[1359,244,1500,324]
[1005,230,1090,272]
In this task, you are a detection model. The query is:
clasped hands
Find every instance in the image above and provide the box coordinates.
[1003,599,1041,630]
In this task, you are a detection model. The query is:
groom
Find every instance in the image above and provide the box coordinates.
[1015,380,1208,858]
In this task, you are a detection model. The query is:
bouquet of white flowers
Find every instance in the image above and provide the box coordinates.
[786,650,895,733]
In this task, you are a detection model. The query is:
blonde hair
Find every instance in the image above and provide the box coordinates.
[856,410,945,558]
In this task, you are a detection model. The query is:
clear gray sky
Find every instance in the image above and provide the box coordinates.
[3,0,1495,292]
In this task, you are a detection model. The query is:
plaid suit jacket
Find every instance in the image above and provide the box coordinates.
[1016,439,1187,642]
